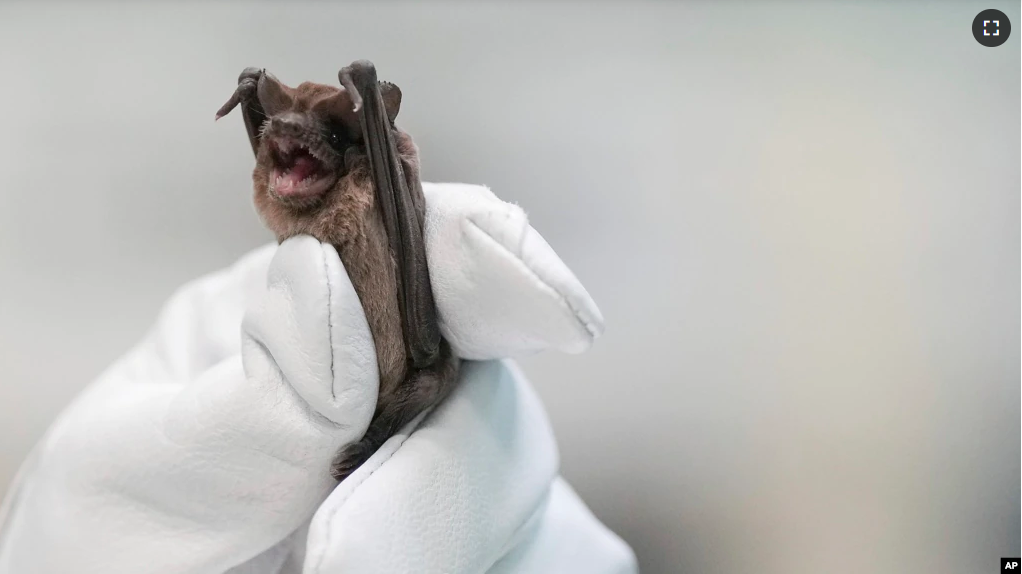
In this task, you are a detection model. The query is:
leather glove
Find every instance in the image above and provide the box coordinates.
[0,183,637,574]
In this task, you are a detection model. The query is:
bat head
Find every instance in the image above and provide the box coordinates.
[218,63,442,375]
[224,71,402,212]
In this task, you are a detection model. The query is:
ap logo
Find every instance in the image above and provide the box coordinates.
[1003,558,1021,571]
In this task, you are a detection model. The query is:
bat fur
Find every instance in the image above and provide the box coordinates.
[217,65,460,481]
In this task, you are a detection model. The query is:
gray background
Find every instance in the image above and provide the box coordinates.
[0,2,1018,573]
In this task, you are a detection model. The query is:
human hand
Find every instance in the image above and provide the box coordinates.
[0,183,636,574]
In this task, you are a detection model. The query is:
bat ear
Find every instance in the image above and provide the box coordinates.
[313,88,362,135]
[380,81,402,124]
[257,72,294,116]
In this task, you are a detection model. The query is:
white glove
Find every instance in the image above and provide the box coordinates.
[0,183,637,574]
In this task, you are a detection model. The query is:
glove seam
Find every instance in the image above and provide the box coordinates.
[247,336,347,431]
[309,407,433,573]
[465,218,599,339]
[320,243,338,402]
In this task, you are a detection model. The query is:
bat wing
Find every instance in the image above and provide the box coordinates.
[216,68,293,156]
[340,60,441,369]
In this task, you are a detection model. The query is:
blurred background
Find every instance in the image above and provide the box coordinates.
[0,1,1018,572]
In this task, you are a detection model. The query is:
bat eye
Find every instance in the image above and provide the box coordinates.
[328,131,344,151]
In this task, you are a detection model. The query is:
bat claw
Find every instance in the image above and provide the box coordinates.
[338,67,364,113]
[216,69,264,121]
[339,60,384,114]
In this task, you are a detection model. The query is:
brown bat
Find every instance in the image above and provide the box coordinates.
[216,60,460,481]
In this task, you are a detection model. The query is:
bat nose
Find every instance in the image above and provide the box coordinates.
[270,113,306,135]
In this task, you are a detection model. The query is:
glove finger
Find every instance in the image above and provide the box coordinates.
[486,478,638,574]
[0,236,378,574]
[304,360,558,574]
[242,236,378,427]
[139,244,277,385]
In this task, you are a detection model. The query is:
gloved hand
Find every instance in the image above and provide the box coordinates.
[0,183,637,574]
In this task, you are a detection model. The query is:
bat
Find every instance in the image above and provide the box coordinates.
[216,60,460,481]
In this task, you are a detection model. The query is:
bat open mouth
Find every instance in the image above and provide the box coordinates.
[268,137,337,199]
